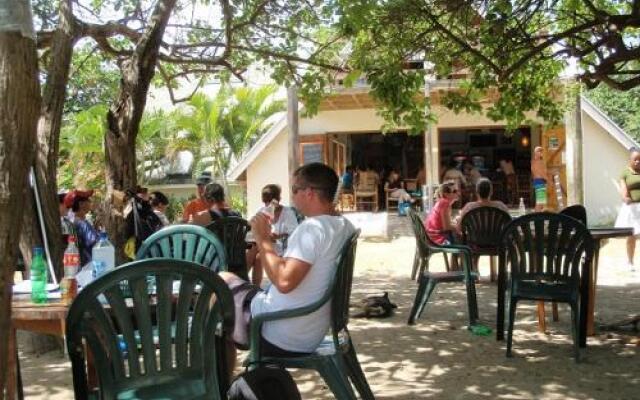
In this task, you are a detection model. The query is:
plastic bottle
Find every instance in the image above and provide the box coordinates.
[61,236,80,303]
[92,232,115,274]
[518,197,527,216]
[63,236,80,277]
[30,247,48,304]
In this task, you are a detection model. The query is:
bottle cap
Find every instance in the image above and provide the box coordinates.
[67,235,76,243]
[33,247,44,255]
[99,231,108,240]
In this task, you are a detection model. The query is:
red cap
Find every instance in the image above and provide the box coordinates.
[63,190,94,208]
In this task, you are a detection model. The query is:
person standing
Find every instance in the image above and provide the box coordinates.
[182,171,213,222]
[615,148,640,272]
[531,146,550,211]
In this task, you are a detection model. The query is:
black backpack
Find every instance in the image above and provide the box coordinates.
[228,364,301,400]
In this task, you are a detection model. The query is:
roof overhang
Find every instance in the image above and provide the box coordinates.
[581,96,639,150]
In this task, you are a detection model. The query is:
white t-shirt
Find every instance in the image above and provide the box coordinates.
[250,214,356,353]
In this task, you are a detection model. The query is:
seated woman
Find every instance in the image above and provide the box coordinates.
[384,168,414,204]
[246,184,299,285]
[455,178,508,229]
[424,181,459,245]
[441,159,467,193]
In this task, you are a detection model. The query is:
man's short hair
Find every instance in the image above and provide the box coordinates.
[150,191,169,207]
[203,183,225,203]
[262,184,281,203]
[476,178,492,199]
[293,163,339,203]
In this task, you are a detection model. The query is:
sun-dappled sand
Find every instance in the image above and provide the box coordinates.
[18,214,640,399]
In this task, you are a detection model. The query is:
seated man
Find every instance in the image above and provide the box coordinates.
[455,178,509,230]
[220,162,356,369]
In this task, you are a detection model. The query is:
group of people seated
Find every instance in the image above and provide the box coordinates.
[424,178,508,245]
[341,164,421,209]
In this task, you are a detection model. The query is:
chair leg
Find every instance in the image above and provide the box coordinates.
[570,303,581,362]
[506,298,518,357]
[408,275,436,325]
[443,253,450,272]
[489,256,496,282]
[343,343,375,400]
[317,358,357,400]
[552,302,559,322]
[537,301,547,333]
[465,276,479,326]
[410,249,419,281]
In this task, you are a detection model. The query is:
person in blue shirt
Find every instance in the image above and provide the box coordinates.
[64,190,99,266]
[341,165,354,193]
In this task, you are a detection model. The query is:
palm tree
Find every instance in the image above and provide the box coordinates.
[176,84,285,185]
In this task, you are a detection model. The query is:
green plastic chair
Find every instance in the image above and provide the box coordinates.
[497,212,594,360]
[66,258,235,399]
[206,216,251,280]
[246,229,374,400]
[136,224,226,272]
[459,206,512,282]
[407,209,479,326]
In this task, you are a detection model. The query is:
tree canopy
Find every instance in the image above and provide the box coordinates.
[336,0,640,132]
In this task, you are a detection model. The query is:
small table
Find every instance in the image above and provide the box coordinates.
[582,227,634,342]
[8,295,69,400]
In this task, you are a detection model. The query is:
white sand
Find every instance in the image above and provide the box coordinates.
[17,215,640,399]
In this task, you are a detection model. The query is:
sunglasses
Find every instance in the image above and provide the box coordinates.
[292,184,323,195]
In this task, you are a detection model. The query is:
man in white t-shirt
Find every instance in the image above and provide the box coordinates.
[221,162,356,369]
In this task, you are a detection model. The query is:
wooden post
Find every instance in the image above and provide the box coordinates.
[287,86,299,204]
[565,89,584,206]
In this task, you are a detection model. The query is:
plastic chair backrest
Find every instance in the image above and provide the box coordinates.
[206,216,251,276]
[331,229,361,336]
[136,224,227,272]
[499,212,593,283]
[560,204,587,225]
[408,209,435,263]
[66,259,234,399]
[460,206,512,250]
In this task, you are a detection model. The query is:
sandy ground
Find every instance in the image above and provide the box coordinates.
[16,214,640,399]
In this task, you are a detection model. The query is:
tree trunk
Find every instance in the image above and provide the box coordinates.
[103,0,177,263]
[0,28,40,399]
[19,0,78,281]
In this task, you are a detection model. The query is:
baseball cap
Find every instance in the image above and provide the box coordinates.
[196,171,212,185]
[63,189,94,208]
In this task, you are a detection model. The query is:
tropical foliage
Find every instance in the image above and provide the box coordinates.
[335,0,640,132]
[58,85,284,189]
[586,85,640,141]
[175,84,285,182]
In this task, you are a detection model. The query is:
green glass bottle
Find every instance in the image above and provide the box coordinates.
[30,247,48,304]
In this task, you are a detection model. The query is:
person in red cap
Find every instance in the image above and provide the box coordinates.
[64,190,98,266]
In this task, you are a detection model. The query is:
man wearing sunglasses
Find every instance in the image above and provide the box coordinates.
[221,162,356,368]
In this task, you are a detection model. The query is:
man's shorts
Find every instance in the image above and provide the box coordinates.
[533,178,547,206]
[226,273,310,358]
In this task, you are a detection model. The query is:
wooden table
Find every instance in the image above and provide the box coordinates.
[582,227,634,342]
[8,295,69,400]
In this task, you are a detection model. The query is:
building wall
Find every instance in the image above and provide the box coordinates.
[582,113,628,226]
[246,128,290,216]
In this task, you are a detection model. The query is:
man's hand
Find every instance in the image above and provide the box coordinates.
[250,212,272,244]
